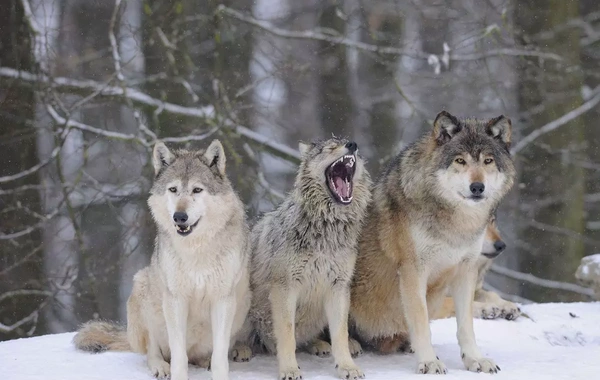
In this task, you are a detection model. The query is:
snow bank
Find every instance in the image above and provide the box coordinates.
[3,303,600,380]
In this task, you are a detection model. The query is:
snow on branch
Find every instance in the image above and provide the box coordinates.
[217,5,564,63]
[0,67,301,164]
[490,264,594,297]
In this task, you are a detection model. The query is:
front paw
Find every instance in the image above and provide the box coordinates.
[279,366,302,380]
[462,356,500,374]
[474,302,500,320]
[230,344,252,362]
[150,360,171,379]
[417,359,447,374]
[348,338,363,357]
[499,302,521,321]
[307,340,331,358]
[336,363,365,379]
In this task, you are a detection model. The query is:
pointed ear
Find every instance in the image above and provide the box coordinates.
[486,115,512,147]
[432,111,462,145]
[153,141,174,176]
[204,139,226,176]
[298,141,311,156]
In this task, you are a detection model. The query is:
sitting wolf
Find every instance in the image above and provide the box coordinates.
[242,138,371,380]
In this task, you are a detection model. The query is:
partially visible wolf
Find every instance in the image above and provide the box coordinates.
[434,213,521,321]
[243,138,371,380]
[73,140,251,380]
[350,111,516,374]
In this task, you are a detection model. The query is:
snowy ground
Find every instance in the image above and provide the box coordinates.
[3,303,600,380]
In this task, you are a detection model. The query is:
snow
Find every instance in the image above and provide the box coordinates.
[3,303,600,380]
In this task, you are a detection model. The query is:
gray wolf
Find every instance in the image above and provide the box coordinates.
[434,213,521,321]
[244,138,372,380]
[349,111,515,374]
[73,140,251,380]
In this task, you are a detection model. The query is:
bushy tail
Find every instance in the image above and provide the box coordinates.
[72,321,131,353]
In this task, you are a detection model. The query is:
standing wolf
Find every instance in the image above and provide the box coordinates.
[350,111,515,374]
[246,138,371,380]
[73,140,251,380]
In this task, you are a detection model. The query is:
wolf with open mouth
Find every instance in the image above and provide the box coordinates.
[240,138,371,380]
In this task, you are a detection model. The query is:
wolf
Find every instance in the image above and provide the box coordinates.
[73,140,251,380]
[244,138,371,380]
[434,213,522,321]
[349,111,516,374]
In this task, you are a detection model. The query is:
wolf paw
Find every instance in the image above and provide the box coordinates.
[463,356,500,374]
[150,359,171,379]
[417,359,447,375]
[474,303,501,320]
[230,344,252,362]
[349,338,363,357]
[307,339,331,358]
[279,366,302,380]
[499,302,521,321]
[336,363,365,379]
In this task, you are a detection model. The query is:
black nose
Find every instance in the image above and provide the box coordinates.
[470,182,485,196]
[173,212,188,224]
[494,240,506,253]
[345,141,358,153]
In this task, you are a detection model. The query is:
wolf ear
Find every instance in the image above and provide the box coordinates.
[153,142,174,176]
[432,111,462,145]
[298,141,311,156]
[204,139,226,176]
[486,115,512,147]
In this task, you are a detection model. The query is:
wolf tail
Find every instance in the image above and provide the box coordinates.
[72,321,131,353]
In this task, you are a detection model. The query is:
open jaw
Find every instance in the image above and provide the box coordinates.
[325,154,356,204]
[174,219,199,236]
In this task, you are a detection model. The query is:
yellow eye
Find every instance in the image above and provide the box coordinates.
[484,158,494,165]
[455,158,466,165]
[193,188,203,194]
[168,187,177,193]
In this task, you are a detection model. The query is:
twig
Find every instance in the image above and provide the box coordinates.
[490,264,594,297]
[0,209,59,240]
[0,289,52,303]
[109,0,124,81]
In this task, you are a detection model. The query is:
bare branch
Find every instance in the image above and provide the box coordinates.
[490,264,594,297]
[0,289,52,303]
[109,0,124,81]
[511,85,600,155]
[0,209,59,240]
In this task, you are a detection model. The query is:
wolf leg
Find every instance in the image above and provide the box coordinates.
[306,338,331,358]
[398,264,446,374]
[163,297,189,380]
[451,263,499,374]
[326,284,364,379]
[270,286,301,380]
[211,295,236,380]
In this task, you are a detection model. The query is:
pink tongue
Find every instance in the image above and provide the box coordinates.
[335,177,350,198]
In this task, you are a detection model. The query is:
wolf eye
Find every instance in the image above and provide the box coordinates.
[484,158,494,165]
[193,187,203,194]
[168,187,177,193]
[455,158,466,165]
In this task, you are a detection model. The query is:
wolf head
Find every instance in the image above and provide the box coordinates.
[427,111,515,208]
[148,139,235,238]
[296,138,369,206]
[481,212,506,259]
